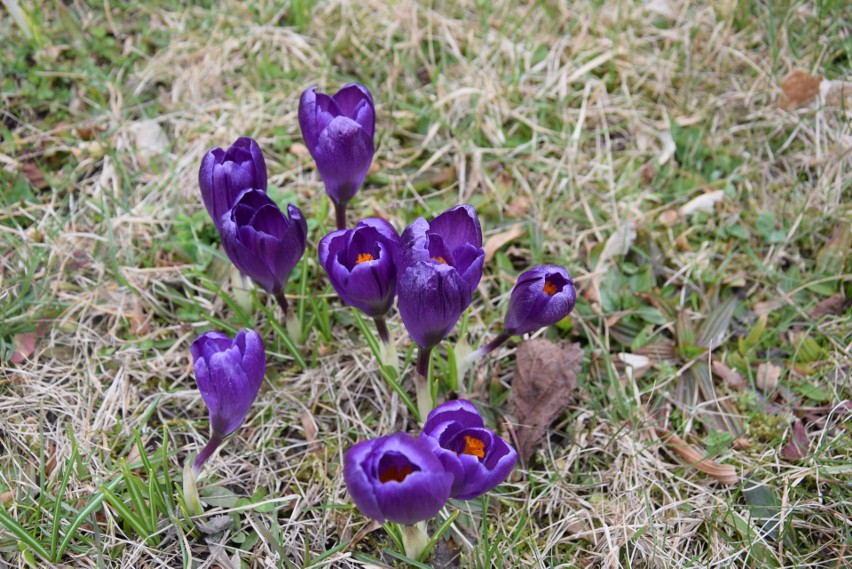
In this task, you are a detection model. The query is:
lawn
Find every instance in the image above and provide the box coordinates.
[1,1,850,567]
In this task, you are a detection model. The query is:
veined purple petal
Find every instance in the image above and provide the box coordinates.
[313,116,374,205]
[397,261,472,349]
[504,265,576,335]
[199,137,267,228]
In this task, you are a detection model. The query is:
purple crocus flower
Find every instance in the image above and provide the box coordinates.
[298,83,375,229]
[397,205,485,350]
[344,433,453,525]
[191,329,266,473]
[504,265,576,336]
[318,218,400,319]
[219,189,307,304]
[422,400,517,500]
[199,137,267,228]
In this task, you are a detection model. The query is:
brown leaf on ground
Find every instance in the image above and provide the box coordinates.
[781,69,822,109]
[654,427,738,484]
[484,223,524,262]
[23,162,49,190]
[756,362,781,392]
[300,410,322,456]
[712,361,746,390]
[511,339,583,464]
[0,490,13,506]
[782,420,809,460]
[10,332,38,364]
[808,292,850,320]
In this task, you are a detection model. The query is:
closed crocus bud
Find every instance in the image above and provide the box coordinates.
[299,84,375,212]
[318,218,400,318]
[422,400,517,500]
[199,137,267,228]
[504,265,576,336]
[397,205,485,350]
[191,329,266,473]
[343,433,453,525]
[219,189,307,298]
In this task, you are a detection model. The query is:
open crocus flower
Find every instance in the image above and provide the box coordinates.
[398,205,485,351]
[219,189,307,307]
[504,265,576,336]
[422,400,517,500]
[199,136,267,228]
[298,83,375,228]
[318,218,400,321]
[343,433,453,525]
[191,329,266,473]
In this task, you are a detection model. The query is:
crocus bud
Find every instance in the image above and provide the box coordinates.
[421,400,517,500]
[199,137,267,228]
[191,329,266,474]
[504,265,576,335]
[397,205,485,349]
[343,433,453,525]
[298,83,375,207]
[219,189,307,296]
[318,218,400,318]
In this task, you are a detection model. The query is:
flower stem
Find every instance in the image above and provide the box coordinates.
[415,346,433,420]
[192,433,223,477]
[274,291,289,317]
[401,521,430,561]
[465,331,511,365]
[373,317,390,345]
[334,200,347,230]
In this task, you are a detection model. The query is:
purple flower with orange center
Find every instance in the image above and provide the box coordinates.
[343,433,453,525]
[318,218,400,341]
[421,400,516,500]
[503,265,576,335]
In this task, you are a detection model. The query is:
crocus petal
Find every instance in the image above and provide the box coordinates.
[298,87,320,153]
[423,400,484,436]
[191,329,266,438]
[428,205,483,250]
[343,433,452,525]
[400,217,431,268]
[504,265,576,335]
[397,261,472,349]
[313,116,374,205]
[331,83,375,138]
[199,137,267,227]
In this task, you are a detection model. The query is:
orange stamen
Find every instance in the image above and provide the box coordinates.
[356,253,374,264]
[462,436,486,459]
[543,280,558,296]
[431,256,447,264]
[379,464,415,483]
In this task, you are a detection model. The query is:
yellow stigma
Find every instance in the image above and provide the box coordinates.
[431,256,447,264]
[462,436,486,459]
[379,464,414,483]
[543,280,558,296]
[356,253,374,264]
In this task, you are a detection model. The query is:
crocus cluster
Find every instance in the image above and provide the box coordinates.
[344,399,517,526]
[199,137,307,312]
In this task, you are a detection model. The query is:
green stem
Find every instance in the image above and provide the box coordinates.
[334,200,347,230]
[415,346,433,420]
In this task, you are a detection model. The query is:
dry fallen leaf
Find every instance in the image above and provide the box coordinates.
[511,339,583,463]
[655,427,739,484]
[484,223,524,262]
[130,119,170,168]
[300,410,322,456]
[680,190,725,216]
[10,332,38,364]
[712,361,746,390]
[808,292,850,321]
[23,162,49,190]
[756,362,782,392]
[781,69,822,109]
[658,209,681,227]
[782,420,809,460]
[0,490,13,506]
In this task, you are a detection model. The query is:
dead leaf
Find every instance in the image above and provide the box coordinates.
[484,223,524,262]
[196,515,233,536]
[712,361,746,390]
[756,362,781,392]
[511,339,583,463]
[680,190,725,216]
[300,410,321,456]
[506,195,530,217]
[808,292,850,320]
[782,420,809,460]
[617,353,651,379]
[655,426,738,484]
[781,69,822,108]
[658,209,681,227]
[753,300,784,316]
[0,490,13,506]
[10,332,37,364]
[598,222,636,267]
[733,438,751,450]
[23,162,49,190]
[289,142,309,156]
